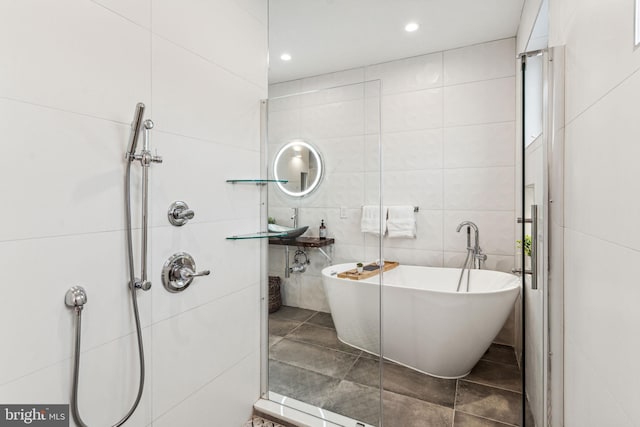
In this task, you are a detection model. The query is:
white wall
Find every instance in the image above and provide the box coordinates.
[268,39,517,323]
[0,1,266,426]
[549,1,640,426]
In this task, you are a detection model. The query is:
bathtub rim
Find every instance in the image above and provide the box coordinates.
[321,263,522,296]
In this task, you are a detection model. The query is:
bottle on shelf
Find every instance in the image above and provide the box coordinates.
[319,220,327,240]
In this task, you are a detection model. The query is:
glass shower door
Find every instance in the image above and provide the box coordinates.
[264,79,383,426]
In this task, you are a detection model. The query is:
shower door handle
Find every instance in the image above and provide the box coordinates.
[516,205,538,290]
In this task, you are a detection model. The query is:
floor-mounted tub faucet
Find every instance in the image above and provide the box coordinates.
[455,221,488,292]
[456,221,487,269]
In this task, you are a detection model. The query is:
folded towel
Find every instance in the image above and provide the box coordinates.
[361,205,388,235]
[387,206,416,238]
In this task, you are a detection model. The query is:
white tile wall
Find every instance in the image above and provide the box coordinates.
[0,0,151,123]
[551,0,640,424]
[0,1,266,425]
[152,0,267,88]
[444,77,516,127]
[268,38,516,314]
[444,39,516,86]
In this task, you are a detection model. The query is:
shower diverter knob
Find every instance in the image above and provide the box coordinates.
[162,252,211,293]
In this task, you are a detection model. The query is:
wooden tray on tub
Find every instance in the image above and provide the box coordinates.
[337,261,399,280]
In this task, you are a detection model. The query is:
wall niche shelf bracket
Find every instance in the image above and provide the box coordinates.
[226,232,287,240]
[226,179,288,186]
[224,179,289,239]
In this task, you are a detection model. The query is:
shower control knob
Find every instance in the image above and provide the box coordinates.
[168,201,194,226]
[162,252,211,293]
[179,268,210,280]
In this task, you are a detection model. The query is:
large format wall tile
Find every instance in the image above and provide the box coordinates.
[444,167,515,211]
[0,230,151,386]
[444,122,516,168]
[444,77,515,126]
[0,99,133,241]
[0,0,150,122]
[93,0,151,28]
[0,329,153,427]
[366,52,443,95]
[153,0,267,88]
[564,69,640,252]
[153,351,259,427]
[444,38,516,86]
[382,89,443,132]
[564,230,640,426]
[152,35,264,149]
[151,284,259,415]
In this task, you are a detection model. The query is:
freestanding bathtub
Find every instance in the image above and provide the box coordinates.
[321,263,520,378]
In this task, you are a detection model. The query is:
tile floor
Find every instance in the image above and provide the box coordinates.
[269,306,531,427]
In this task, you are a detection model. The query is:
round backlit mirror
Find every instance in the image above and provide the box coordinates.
[273,141,324,197]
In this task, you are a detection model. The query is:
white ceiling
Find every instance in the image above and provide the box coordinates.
[269,0,526,83]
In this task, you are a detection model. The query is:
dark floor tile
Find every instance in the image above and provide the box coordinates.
[454,411,516,427]
[345,357,457,408]
[269,335,283,347]
[322,380,381,426]
[481,344,518,367]
[268,360,340,408]
[286,323,360,355]
[466,360,522,393]
[306,311,335,329]
[270,338,358,378]
[344,356,381,388]
[455,381,522,426]
[270,305,317,322]
[269,318,301,337]
[383,390,454,427]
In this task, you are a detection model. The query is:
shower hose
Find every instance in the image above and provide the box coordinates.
[69,160,146,427]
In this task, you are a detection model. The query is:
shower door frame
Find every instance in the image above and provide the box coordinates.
[519,45,565,427]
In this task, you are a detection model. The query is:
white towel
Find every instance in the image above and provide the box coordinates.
[387,206,416,238]
[361,205,388,235]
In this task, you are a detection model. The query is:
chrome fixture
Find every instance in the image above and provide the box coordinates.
[65,286,88,310]
[455,221,487,292]
[284,246,311,278]
[291,207,299,228]
[66,102,160,427]
[513,205,538,290]
[162,252,211,292]
[168,201,195,226]
[456,221,487,269]
[290,249,310,274]
[125,102,145,161]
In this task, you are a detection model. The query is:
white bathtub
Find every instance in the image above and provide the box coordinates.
[321,263,520,379]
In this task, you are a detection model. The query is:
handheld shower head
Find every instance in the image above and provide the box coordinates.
[126,102,145,160]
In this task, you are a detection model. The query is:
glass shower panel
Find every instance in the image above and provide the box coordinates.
[265,79,383,426]
[379,46,523,425]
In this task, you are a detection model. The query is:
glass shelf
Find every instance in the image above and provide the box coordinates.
[226,179,288,185]
[226,231,287,240]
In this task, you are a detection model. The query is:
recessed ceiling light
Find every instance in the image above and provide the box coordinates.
[405,22,419,33]
[280,53,292,61]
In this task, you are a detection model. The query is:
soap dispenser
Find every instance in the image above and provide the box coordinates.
[319,220,327,239]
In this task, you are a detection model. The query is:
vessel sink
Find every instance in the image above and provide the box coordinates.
[268,224,309,239]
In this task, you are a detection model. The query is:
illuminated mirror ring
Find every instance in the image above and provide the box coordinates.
[273,140,324,197]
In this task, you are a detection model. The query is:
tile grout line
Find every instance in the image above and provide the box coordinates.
[459,378,522,395]
[454,409,518,427]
